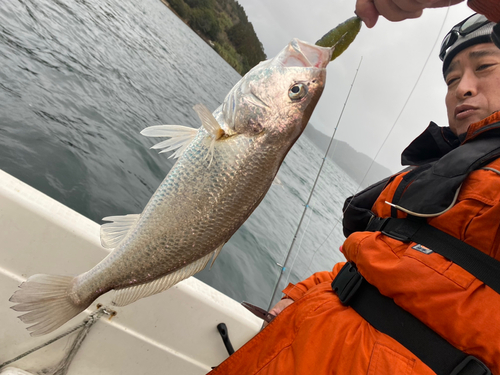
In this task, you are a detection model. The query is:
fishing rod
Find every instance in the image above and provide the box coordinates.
[267,57,363,310]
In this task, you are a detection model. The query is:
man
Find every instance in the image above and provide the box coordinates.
[209,6,500,375]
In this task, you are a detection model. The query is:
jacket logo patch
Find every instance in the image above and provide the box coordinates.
[412,244,433,254]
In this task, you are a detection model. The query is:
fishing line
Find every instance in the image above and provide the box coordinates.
[267,57,363,310]
[282,204,314,289]
[267,4,453,308]
[303,4,453,276]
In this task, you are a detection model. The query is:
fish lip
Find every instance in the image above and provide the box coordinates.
[277,39,332,69]
[455,104,478,118]
[293,39,332,68]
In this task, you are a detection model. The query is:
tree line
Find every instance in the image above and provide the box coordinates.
[166,0,266,75]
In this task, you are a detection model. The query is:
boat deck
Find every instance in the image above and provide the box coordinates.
[0,169,261,374]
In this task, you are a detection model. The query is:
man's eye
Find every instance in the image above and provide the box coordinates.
[477,63,496,71]
[446,77,459,86]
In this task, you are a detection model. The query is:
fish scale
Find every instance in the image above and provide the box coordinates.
[76,131,282,293]
[10,38,336,336]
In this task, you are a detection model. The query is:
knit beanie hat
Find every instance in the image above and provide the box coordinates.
[441,13,495,76]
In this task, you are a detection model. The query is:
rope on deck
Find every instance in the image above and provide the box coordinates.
[0,307,113,374]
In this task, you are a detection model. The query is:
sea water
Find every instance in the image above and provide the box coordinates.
[0,0,357,308]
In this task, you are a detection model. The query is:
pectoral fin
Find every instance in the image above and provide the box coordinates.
[141,125,198,159]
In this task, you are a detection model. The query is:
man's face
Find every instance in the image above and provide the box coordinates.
[445,43,500,136]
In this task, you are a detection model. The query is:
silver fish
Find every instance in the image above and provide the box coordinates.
[10,39,332,336]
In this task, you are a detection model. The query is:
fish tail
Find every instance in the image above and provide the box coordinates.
[10,274,87,336]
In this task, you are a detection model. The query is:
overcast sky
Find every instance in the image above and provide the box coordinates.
[235,0,474,174]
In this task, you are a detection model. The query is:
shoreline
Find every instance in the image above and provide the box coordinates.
[158,0,218,51]
[155,0,264,75]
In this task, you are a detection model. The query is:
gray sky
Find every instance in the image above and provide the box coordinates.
[236,0,474,173]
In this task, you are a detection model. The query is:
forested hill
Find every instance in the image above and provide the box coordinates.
[164,0,267,75]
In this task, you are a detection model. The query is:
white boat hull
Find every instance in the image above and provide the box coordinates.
[0,169,260,374]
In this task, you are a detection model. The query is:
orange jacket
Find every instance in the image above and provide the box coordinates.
[209,112,500,375]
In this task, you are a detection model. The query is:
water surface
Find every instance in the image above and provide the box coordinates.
[0,0,356,308]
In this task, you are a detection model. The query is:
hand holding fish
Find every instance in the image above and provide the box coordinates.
[355,0,464,28]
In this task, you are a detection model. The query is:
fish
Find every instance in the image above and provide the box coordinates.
[9,38,333,336]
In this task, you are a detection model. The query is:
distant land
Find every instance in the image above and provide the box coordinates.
[303,124,395,188]
[159,0,392,187]
[161,0,266,75]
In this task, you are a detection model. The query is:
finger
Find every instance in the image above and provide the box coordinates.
[355,0,380,28]
[390,0,462,11]
[373,0,423,22]
[389,0,459,7]
[390,0,427,12]
[269,307,281,316]
[269,299,292,316]
[427,0,464,8]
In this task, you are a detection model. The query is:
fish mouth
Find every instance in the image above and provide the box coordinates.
[272,39,332,69]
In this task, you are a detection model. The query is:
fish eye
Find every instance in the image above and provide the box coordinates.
[289,83,307,100]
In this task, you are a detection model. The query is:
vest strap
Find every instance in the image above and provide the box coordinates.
[332,262,491,375]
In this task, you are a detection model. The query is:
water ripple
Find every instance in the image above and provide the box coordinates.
[0,0,354,307]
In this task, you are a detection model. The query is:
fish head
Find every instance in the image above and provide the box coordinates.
[219,39,331,144]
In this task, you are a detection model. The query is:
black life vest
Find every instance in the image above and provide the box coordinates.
[342,120,500,237]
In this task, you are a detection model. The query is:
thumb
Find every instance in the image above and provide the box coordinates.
[269,298,294,316]
[356,0,379,28]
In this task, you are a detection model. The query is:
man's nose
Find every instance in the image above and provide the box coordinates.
[456,70,478,99]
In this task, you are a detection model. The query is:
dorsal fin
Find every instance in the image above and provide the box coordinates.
[193,104,225,140]
[193,104,225,166]
[140,125,198,159]
[100,214,140,249]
